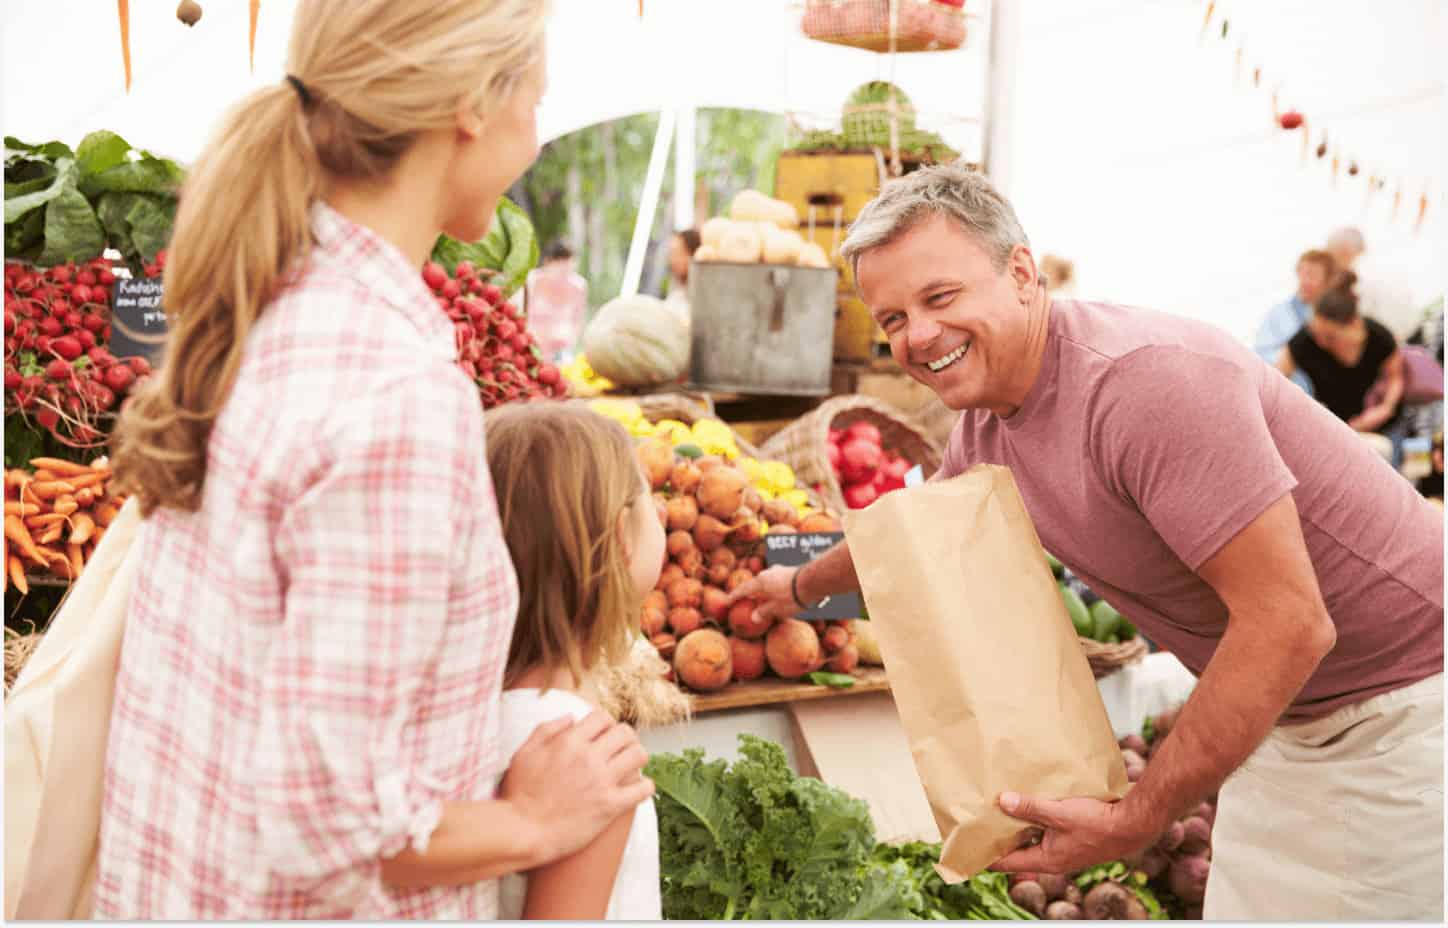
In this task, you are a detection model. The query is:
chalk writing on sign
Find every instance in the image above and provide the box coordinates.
[762,530,864,621]
[109,277,168,368]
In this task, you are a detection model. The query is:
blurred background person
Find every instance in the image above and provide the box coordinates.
[526,241,590,361]
[1039,253,1078,298]
[1276,271,1404,458]
[1255,249,1337,396]
[1326,226,1420,343]
[663,227,700,312]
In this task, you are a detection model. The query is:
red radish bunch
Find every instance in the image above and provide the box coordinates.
[422,260,565,408]
[5,257,158,448]
[828,420,914,509]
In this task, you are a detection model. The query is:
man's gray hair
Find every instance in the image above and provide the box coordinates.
[1327,226,1366,254]
[839,162,1030,280]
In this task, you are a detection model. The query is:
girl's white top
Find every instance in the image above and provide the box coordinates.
[496,689,663,920]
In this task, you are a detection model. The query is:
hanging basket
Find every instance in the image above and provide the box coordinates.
[801,0,969,53]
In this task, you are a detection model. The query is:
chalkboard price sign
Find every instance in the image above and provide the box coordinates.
[761,530,864,621]
[109,277,168,368]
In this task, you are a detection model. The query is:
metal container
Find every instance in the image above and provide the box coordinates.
[687,261,840,396]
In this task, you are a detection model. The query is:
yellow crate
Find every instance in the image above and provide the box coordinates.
[801,222,855,294]
[774,151,883,225]
[835,295,878,363]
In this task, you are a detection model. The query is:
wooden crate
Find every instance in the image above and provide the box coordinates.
[774,150,883,225]
[834,295,877,363]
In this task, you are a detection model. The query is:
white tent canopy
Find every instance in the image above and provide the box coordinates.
[3,0,1442,341]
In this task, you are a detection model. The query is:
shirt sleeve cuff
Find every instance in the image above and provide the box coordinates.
[375,768,447,859]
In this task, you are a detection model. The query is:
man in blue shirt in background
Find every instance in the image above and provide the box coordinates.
[1254,248,1336,396]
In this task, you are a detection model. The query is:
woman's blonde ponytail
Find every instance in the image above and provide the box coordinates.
[110,0,549,515]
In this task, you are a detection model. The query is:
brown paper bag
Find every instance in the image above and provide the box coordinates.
[843,464,1127,882]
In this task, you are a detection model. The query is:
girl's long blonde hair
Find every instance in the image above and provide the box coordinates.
[485,404,644,689]
[112,0,548,515]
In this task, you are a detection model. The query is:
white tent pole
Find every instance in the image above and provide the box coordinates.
[621,107,676,298]
[672,105,697,233]
[981,0,1021,196]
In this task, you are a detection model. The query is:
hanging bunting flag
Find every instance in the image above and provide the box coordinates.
[1221,18,1230,39]
[1416,189,1430,233]
[1200,1,1216,40]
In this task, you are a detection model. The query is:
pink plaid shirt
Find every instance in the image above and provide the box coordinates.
[93,203,520,918]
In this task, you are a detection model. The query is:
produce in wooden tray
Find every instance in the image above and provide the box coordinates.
[600,403,863,694]
[4,456,126,592]
[5,258,156,449]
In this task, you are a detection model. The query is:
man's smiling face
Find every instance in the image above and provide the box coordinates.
[856,213,1039,414]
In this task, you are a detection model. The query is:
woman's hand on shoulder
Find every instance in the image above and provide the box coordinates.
[500,711,653,866]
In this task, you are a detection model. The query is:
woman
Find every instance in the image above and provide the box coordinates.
[1277,271,1404,433]
[97,1,651,918]
[664,227,701,306]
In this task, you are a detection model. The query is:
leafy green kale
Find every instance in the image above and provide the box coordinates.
[647,734,914,920]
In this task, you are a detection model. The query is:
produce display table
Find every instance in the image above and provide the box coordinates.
[643,652,1199,770]
[690,666,890,713]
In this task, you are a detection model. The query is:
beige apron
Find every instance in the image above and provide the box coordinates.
[1205,673,1444,921]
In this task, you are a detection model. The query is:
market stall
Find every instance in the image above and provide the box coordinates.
[5,0,1441,922]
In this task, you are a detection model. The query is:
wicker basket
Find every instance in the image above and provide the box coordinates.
[5,627,42,696]
[759,394,942,514]
[914,395,961,454]
[801,0,968,53]
[1081,634,1149,680]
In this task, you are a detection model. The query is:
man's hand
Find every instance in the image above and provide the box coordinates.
[726,565,802,625]
[499,711,654,865]
[990,792,1158,875]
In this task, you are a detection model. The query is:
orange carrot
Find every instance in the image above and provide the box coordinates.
[119,0,132,92]
[28,458,94,477]
[4,515,44,564]
[52,496,79,516]
[41,546,71,580]
[4,501,39,518]
[25,514,67,530]
[68,543,85,579]
[29,480,75,500]
[32,469,58,482]
[5,471,29,491]
[38,523,63,546]
[95,502,120,527]
[249,0,260,72]
[69,512,96,546]
[9,556,28,595]
[75,487,96,508]
[66,472,108,491]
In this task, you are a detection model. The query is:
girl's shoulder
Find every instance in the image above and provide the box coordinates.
[498,688,601,758]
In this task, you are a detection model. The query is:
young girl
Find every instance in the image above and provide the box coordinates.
[484,403,666,920]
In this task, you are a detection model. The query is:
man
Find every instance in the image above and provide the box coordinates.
[1253,249,1336,396]
[729,164,1443,921]
[524,241,589,361]
[1327,225,1421,343]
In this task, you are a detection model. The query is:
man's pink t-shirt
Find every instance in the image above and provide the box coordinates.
[938,299,1443,723]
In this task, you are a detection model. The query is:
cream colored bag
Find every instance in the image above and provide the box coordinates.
[5,499,142,920]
